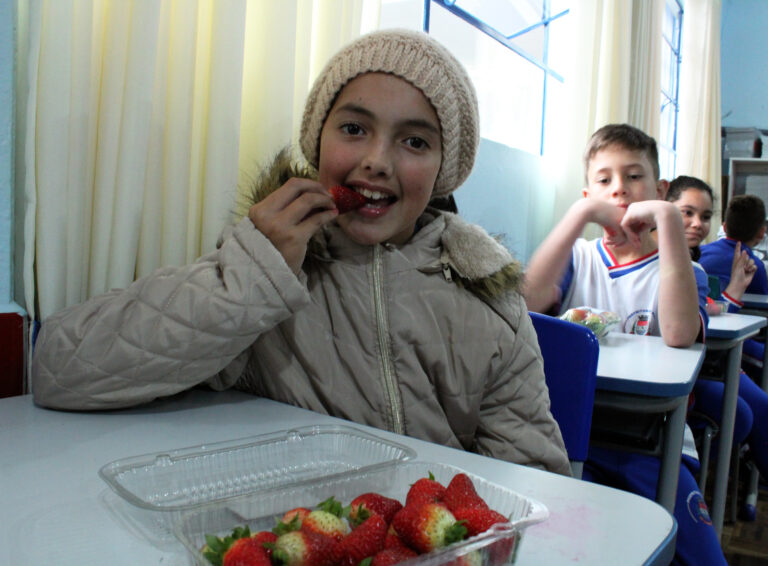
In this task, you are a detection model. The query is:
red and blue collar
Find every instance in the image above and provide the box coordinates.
[597,239,659,279]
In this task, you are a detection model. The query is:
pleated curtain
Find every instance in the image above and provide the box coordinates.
[17,0,379,322]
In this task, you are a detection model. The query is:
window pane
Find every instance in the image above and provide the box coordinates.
[660,44,677,98]
[430,3,543,154]
[450,0,547,61]
[379,0,424,30]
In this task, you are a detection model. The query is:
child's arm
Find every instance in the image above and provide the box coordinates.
[723,241,757,303]
[624,200,701,347]
[524,199,625,312]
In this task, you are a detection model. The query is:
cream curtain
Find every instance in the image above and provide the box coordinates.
[676,0,723,233]
[19,0,379,322]
[544,0,636,233]
[543,0,699,240]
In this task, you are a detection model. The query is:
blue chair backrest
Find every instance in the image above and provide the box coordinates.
[529,312,599,477]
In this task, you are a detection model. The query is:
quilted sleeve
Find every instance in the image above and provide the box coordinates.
[31,218,309,410]
[473,293,571,476]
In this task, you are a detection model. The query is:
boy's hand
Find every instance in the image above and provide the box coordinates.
[248,178,338,273]
[619,200,676,248]
[725,241,757,299]
[578,200,634,247]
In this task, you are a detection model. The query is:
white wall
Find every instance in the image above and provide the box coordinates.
[721,0,768,129]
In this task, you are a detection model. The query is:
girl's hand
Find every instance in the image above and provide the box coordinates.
[725,241,756,300]
[248,178,338,273]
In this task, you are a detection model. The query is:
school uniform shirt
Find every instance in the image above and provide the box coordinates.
[699,237,768,297]
[557,237,710,460]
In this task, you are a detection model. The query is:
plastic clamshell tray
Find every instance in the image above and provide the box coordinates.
[174,461,548,566]
[98,424,416,531]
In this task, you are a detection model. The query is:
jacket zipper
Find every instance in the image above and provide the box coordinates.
[372,244,404,434]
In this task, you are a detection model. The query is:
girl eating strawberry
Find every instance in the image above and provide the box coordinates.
[32,29,569,475]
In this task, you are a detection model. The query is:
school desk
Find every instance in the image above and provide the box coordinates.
[591,332,705,513]
[706,312,767,539]
[0,389,677,565]
[713,298,768,524]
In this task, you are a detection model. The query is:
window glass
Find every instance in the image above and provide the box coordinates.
[380,0,567,156]
[428,3,543,154]
[659,0,682,178]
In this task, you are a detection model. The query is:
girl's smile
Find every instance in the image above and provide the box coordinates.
[671,188,713,248]
[317,72,442,246]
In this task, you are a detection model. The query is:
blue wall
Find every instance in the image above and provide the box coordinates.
[721,0,768,129]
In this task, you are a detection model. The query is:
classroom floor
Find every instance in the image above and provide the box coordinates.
[720,483,768,564]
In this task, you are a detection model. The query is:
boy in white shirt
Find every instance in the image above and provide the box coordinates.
[525,124,723,566]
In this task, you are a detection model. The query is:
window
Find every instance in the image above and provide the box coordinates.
[379,0,568,156]
[659,0,683,180]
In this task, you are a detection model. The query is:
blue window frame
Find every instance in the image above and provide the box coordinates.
[659,0,683,180]
[420,0,569,155]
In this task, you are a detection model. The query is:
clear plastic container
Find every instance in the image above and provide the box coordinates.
[174,461,548,566]
[98,424,416,535]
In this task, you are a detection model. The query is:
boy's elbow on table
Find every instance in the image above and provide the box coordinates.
[661,323,701,349]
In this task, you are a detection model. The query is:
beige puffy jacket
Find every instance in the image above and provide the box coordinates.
[31,166,570,475]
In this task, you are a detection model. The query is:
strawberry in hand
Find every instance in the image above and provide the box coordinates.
[329,185,367,213]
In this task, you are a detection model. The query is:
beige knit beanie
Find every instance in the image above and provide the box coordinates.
[300,29,480,197]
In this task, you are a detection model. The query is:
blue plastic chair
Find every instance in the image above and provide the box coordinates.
[529,312,600,478]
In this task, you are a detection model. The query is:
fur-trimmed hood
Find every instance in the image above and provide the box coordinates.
[239,148,523,299]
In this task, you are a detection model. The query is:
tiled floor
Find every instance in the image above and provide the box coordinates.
[721,485,768,564]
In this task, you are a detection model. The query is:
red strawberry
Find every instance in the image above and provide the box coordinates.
[203,526,258,566]
[369,546,418,566]
[383,524,408,550]
[443,474,488,513]
[329,185,367,213]
[223,536,273,566]
[452,507,509,537]
[272,530,342,566]
[338,514,388,566]
[349,493,404,527]
[565,308,589,322]
[391,502,467,553]
[251,531,278,558]
[301,498,349,542]
[280,508,311,525]
[405,473,446,507]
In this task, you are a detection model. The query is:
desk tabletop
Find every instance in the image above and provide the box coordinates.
[0,389,676,566]
[740,293,768,309]
[595,333,705,397]
[707,312,767,340]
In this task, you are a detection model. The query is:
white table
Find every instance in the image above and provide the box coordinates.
[705,312,767,538]
[591,333,705,513]
[0,389,677,565]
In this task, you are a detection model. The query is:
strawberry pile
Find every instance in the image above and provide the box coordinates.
[203,473,516,566]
